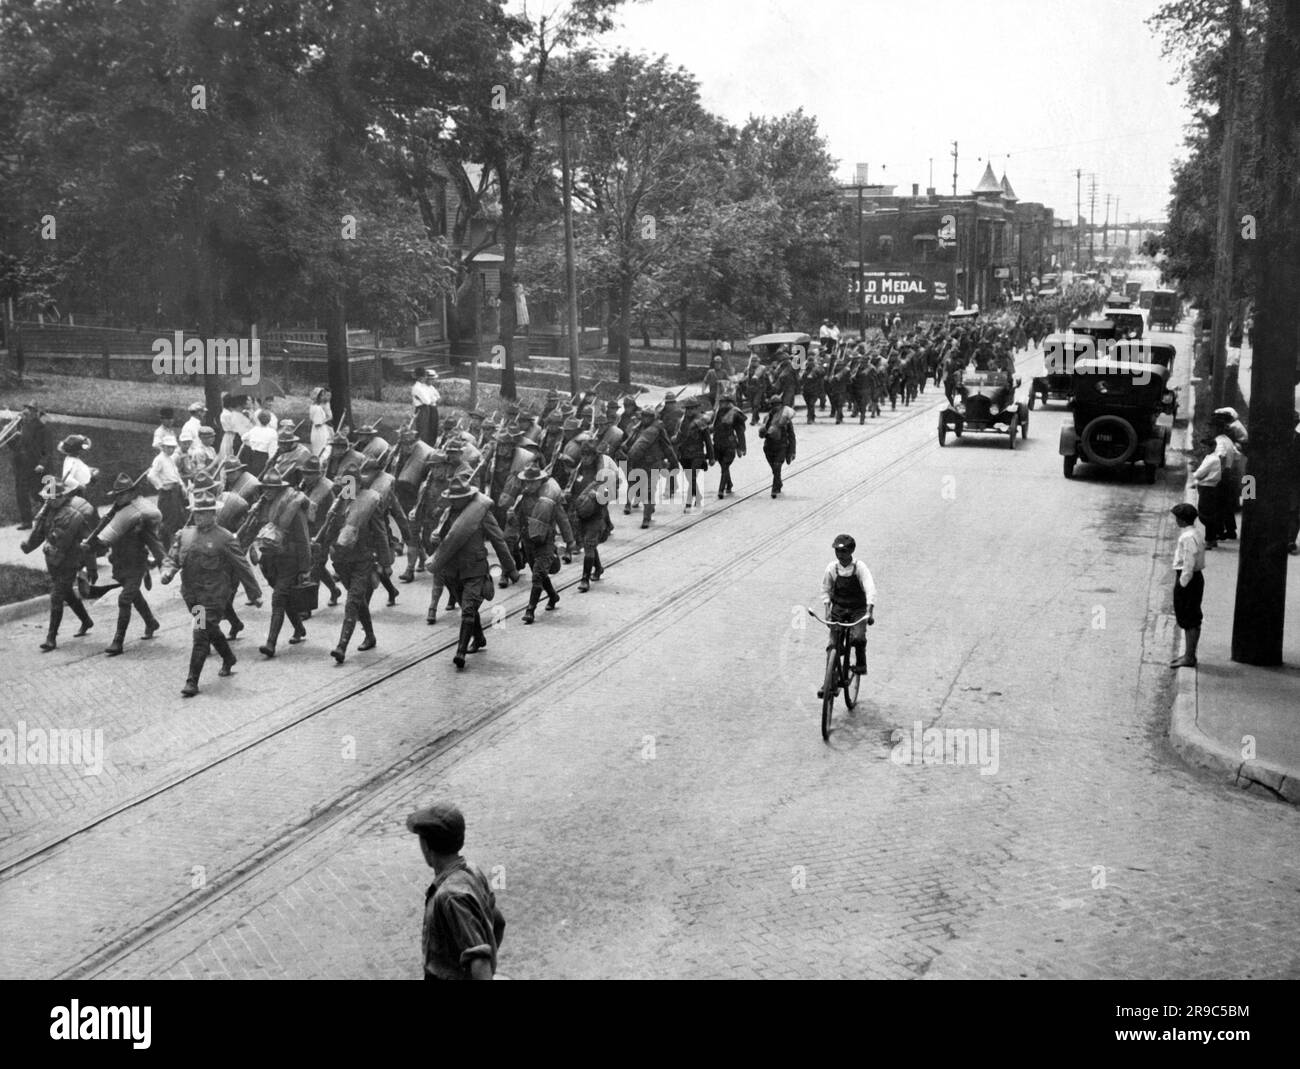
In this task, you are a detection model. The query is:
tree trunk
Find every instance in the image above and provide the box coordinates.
[678,298,689,378]
[1231,0,1299,665]
[325,287,352,431]
[498,212,519,401]
[617,274,633,388]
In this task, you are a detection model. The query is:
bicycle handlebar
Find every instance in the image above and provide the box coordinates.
[806,608,874,628]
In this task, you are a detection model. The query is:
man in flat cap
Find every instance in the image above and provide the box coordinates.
[7,402,51,529]
[406,802,505,980]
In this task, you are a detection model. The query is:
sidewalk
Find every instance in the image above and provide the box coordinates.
[1168,337,1300,804]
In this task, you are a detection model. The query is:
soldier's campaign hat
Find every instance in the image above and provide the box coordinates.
[188,401,207,413]
[301,456,322,474]
[353,424,379,438]
[106,471,147,497]
[260,469,288,490]
[57,434,92,455]
[158,406,175,420]
[398,425,418,441]
[562,417,582,433]
[717,394,734,407]
[440,475,476,501]
[545,389,560,401]
[222,457,245,474]
[517,463,547,484]
[493,429,514,444]
[638,408,656,421]
[663,391,677,403]
[198,425,216,438]
[190,490,219,511]
[44,478,73,498]
[468,410,486,421]
[276,426,299,443]
[575,432,597,451]
[405,801,466,850]
[191,471,218,493]
[518,434,540,450]
[444,439,465,455]
[682,397,700,410]
[545,410,564,425]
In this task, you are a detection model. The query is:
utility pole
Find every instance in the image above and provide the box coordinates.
[1232,0,1297,665]
[1075,168,1082,271]
[558,101,581,396]
[1102,194,1112,254]
[951,141,958,196]
[1086,173,1098,267]
[1210,0,1244,411]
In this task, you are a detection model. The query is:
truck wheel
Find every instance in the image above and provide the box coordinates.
[1063,455,1076,479]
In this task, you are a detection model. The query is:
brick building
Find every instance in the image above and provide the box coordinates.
[839,163,1055,328]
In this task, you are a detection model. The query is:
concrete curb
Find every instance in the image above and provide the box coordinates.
[0,592,48,624]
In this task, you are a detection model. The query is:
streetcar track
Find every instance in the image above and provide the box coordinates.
[10,354,1039,977]
[70,398,946,979]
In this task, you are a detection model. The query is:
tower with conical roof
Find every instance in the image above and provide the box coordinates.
[973,162,1002,197]
[1000,172,1018,203]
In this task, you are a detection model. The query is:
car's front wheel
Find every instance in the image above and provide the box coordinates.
[1008,415,1018,449]
[1063,455,1076,479]
[938,414,947,446]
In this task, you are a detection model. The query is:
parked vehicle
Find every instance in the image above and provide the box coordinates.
[1125,280,1142,301]
[1059,357,1173,483]
[747,332,812,369]
[938,369,1028,449]
[1101,306,1145,339]
[1138,288,1156,310]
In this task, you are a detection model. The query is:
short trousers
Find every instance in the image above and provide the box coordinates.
[1173,570,1204,629]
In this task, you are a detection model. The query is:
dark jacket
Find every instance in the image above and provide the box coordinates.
[163,523,261,613]
[623,420,680,471]
[711,408,747,456]
[433,492,516,583]
[675,416,715,468]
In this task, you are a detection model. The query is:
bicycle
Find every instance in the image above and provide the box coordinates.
[807,608,873,741]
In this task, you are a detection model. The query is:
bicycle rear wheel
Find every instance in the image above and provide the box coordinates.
[821,645,838,741]
[843,649,861,710]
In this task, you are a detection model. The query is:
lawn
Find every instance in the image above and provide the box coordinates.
[0,562,48,607]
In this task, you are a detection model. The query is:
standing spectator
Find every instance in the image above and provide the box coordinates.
[149,434,185,546]
[56,435,96,494]
[1288,410,1300,556]
[308,387,333,459]
[152,406,178,450]
[219,393,253,462]
[7,403,52,530]
[405,802,506,980]
[1169,503,1206,669]
[242,409,278,477]
[1211,422,1243,541]
[413,367,441,445]
[180,401,206,445]
[1189,436,1223,550]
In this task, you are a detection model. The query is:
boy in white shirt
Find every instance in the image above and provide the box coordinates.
[1169,503,1206,669]
[818,534,877,694]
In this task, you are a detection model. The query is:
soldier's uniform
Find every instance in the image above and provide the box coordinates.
[325,432,366,484]
[759,395,796,498]
[513,464,575,624]
[429,475,518,669]
[710,398,747,497]
[21,482,96,651]
[160,491,262,697]
[620,411,679,528]
[84,473,165,656]
[826,361,850,424]
[391,428,438,582]
[323,476,393,664]
[299,457,342,607]
[800,363,824,423]
[417,442,472,624]
[674,399,714,510]
[567,437,616,591]
[268,425,312,485]
[253,470,311,657]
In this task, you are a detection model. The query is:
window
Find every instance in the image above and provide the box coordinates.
[878,235,894,261]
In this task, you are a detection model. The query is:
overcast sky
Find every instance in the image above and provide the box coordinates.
[598,0,1193,225]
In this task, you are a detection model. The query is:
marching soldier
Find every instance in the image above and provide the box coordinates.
[320,463,393,664]
[512,463,575,624]
[392,426,438,583]
[253,470,312,657]
[268,424,312,484]
[826,357,850,424]
[800,359,824,423]
[352,424,391,463]
[620,407,679,529]
[21,479,97,651]
[428,474,518,669]
[160,489,262,697]
[222,456,262,504]
[83,472,165,656]
[674,397,714,511]
[617,396,640,436]
[414,442,471,624]
[743,356,767,424]
[325,430,366,483]
[360,455,410,607]
[299,456,342,607]
[710,396,747,498]
[566,437,616,591]
[594,412,624,457]
[759,392,796,498]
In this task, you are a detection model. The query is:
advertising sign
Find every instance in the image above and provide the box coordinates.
[847,264,956,312]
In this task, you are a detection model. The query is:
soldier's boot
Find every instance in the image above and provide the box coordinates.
[380,572,399,606]
[71,596,93,636]
[226,608,244,641]
[853,640,868,675]
[591,549,604,581]
[182,642,207,697]
[427,583,442,625]
[468,615,487,654]
[399,545,419,582]
[331,616,356,664]
[138,593,160,638]
[578,554,592,593]
[641,500,653,529]
[356,604,376,650]
[260,608,285,657]
[523,587,541,624]
[288,609,307,644]
[105,605,133,655]
[544,576,560,611]
[453,617,474,669]
[323,572,341,606]
[41,601,64,651]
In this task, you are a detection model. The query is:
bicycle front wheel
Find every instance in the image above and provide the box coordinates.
[843,652,861,710]
[821,645,838,741]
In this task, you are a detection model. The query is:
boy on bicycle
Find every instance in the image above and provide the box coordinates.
[821,534,876,678]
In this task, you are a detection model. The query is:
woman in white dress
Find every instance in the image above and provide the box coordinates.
[219,393,254,462]
[309,387,333,458]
